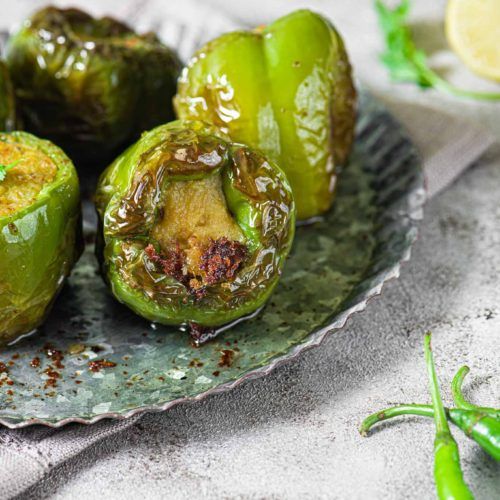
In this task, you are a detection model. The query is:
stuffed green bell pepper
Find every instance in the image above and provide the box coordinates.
[0,61,16,131]
[175,9,356,220]
[6,6,181,165]
[96,121,295,337]
[0,132,82,345]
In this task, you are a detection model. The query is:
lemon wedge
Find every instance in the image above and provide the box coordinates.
[446,0,500,82]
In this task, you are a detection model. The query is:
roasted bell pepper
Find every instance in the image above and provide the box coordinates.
[6,6,181,165]
[0,131,82,345]
[175,9,356,220]
[95,121,295,332]
[0,61,16,131]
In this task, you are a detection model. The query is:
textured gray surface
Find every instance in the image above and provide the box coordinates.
[2,0,500,498]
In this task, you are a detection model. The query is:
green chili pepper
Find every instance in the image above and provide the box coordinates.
[175,9,356,220]
[6,6,181,165]
[0,61,16,131]
[360,404,500,461]
[449,409,500,461]
[424,333,474,499]
[95,120,295,337]
[0,131,82,345]
[452,366,500,419]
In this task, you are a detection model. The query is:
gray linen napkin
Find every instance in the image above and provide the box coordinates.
[0,1,496,498]
[0,416,141,499]
[378,99,496,197]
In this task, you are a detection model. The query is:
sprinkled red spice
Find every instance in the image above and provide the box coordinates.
[218,349,235,368]
[88,359,117,372]
[43,365,61,389]
[30,357,41,368]
[44,367,60,379]
[43,343,65,369]
[44,379,58,389]
[0,362,8,374]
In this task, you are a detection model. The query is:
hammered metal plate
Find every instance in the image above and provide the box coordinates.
[0,91,425,428]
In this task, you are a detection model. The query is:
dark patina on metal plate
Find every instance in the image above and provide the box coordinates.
[0,91,425,428]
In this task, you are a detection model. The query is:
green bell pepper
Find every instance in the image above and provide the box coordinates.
[175,9,356,220]
[0,131,82,345]
[95,121,295,335]
[6,6,181,165]
[0,61,16,131]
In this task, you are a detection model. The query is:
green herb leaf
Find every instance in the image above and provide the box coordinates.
[375,0,500,101]
[0,160,21,182]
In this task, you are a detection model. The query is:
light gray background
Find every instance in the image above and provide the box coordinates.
[2,0,499,498]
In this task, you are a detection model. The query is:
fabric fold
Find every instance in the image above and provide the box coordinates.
[377,97,497,197]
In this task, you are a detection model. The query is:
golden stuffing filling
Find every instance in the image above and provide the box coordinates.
[149,174,247,291]
[0,141,57,217]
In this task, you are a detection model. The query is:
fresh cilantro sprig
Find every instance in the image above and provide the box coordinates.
[0,160,20,182]
[375,0,500,101]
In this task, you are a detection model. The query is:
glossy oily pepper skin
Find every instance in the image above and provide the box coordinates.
[95,121,295,330]
[0,132,82,345]
[175,9,356,220]
[6,6,181,165]
[0,61,16,131]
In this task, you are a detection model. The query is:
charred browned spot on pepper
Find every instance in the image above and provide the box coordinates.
[200,237,247,285]
[145,237,247,297]
[144,243,205,298]
[145,243,185,284]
